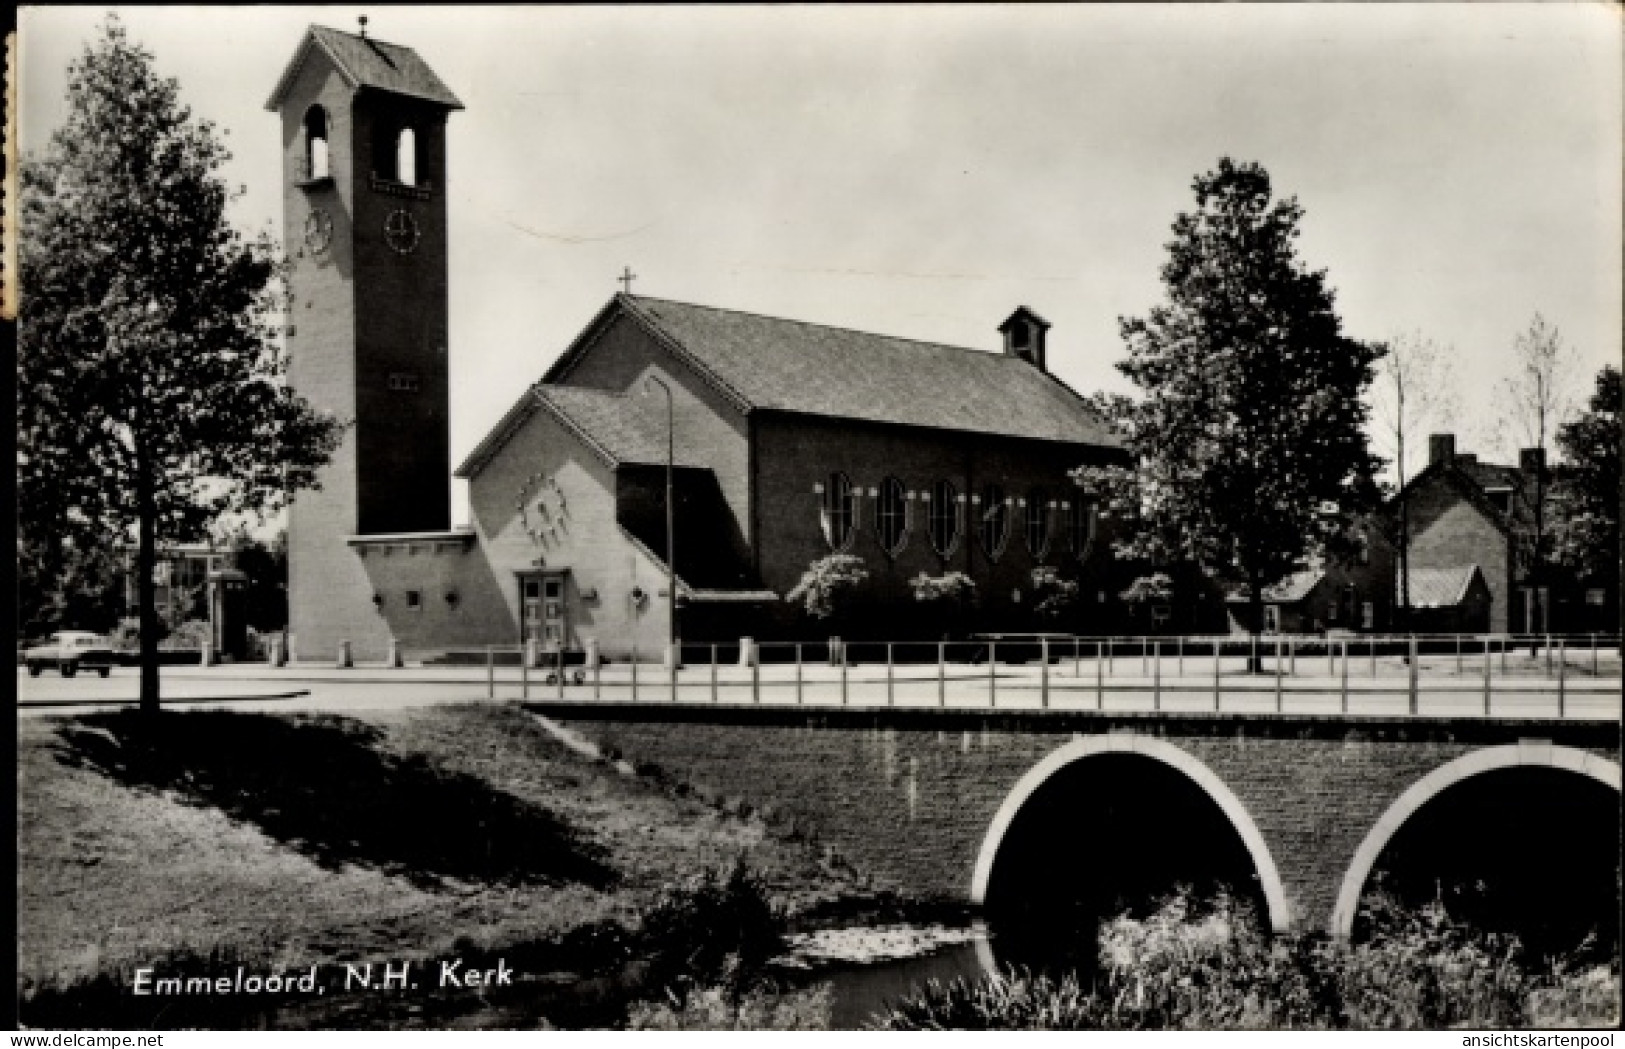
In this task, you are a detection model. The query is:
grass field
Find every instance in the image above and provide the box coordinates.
[17,703,877,1028]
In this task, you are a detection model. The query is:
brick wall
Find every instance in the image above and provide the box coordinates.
[350,93,452,535]
[282,54,384,663]
[282,50,459,659]
[549,707,1616,932]
[557,314,752,560]
[1407,479,1513,632]
[467,403,672,659]
[753,412,1125,638]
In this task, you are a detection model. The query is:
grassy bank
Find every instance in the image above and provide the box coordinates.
[871,891,1620,1030]
[16,703,875,1028]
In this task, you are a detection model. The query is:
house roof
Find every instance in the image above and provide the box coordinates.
[1263,569,1326,604]
[1226,568,1325,605]
[553,295,1122,448]
[1390,455,1538,539]
[1402,565,1483,608]
[265,26,464,111]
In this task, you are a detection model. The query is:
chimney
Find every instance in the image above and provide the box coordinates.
[999,306,1051,371]
[1428,433,1456,466]
[1519,447,1546,476]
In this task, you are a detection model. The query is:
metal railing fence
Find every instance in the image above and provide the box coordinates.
[426,632,1622,720]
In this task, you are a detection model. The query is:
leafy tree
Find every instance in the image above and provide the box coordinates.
[221,526,290,633]
[1078,159,1383,666]
[1550,366,1621,594]
[16,535,125,639]
[1369,331,1460,629]
[18,18,342,711]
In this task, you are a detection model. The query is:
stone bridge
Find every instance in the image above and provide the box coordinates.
[530,702,1620,938]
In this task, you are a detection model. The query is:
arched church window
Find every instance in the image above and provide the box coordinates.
[877,477,907,557]
[980,484,1011,560]
[397,127,418,187]
[1025,487,1050,559]
[929,480,960,558]
[303,105,330,180]
[822,472,854,552]
[1069,498,1098,561]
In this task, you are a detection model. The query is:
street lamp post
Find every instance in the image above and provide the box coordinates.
[643,375,678,662]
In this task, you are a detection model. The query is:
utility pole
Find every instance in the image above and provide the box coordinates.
[644,374,677,659]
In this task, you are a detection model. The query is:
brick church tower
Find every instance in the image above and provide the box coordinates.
[267,24,463,659]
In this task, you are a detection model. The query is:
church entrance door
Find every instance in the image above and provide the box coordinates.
[520,571,571,652]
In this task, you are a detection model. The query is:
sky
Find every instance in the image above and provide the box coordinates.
[19,5,1622,526]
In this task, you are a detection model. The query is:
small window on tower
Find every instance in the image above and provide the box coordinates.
[302,105,330,182]
[397,128,417,187]
[388,373,420,393]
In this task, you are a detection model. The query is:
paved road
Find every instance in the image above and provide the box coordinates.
[15,658,1620,721]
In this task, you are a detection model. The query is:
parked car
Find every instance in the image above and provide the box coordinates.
[23,631,117,678]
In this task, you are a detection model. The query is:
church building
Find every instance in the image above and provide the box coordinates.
[270,25,1127,662]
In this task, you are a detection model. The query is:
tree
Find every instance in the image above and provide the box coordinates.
[1495,314,1580,625]
[1550,366,1621,596]
[18,18,342,712]
[16,535,125,639]
[1369,331,1460,629]
[229,528,291,633]
[1079,159,1383,668]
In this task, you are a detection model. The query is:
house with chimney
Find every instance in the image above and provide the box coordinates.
[269,24,1128,661]
[1392,433,1566,635]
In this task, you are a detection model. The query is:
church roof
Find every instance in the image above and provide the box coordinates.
[462,294,1123,480]
[265,25,464,111]
[532,387,710,469]
[603,296,1121,447]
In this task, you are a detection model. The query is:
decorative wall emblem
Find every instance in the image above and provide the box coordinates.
[516,472,570,548]
[384,209,420,254]
[303,208,334,254]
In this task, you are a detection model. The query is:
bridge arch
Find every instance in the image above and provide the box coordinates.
[1329,743,1622,939]
[970,733,1292,932]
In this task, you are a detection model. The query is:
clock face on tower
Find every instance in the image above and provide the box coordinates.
[384,209,421,255]
[303,208,334,254]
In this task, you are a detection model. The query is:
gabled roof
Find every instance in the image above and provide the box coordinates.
[454,386,708,477]
[1226,568,1325,605]
[548,295,1122,448]
[1402,565,1484,608]
[1390,460,1523,538]
[535,387,711,469]
[999,305,1052,332]
[265,26,464,111]
[1262,569,1326,604]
